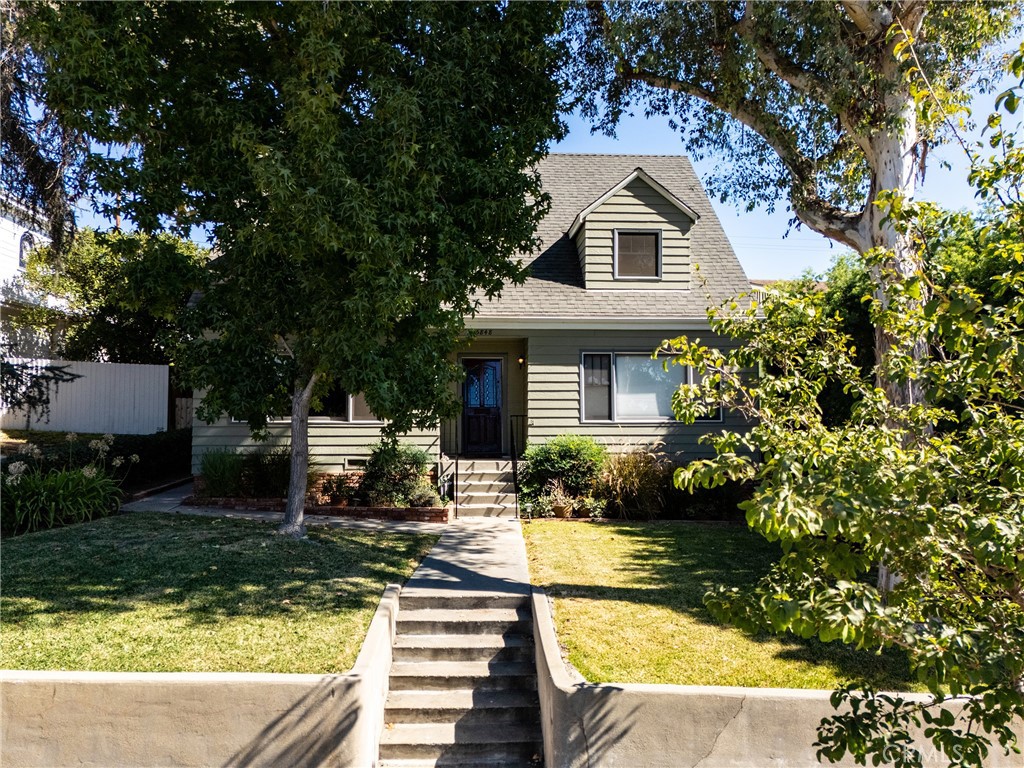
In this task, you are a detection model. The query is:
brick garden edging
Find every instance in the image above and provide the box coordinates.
[182,495,451,524]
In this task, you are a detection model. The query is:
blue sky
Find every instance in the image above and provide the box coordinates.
[555,78,1022,280]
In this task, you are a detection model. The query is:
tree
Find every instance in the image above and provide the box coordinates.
[570,0,1019,406]
[14,228,206,366]
[666,54,1024,767]
[0,0,86,254]
[27,2,565,535]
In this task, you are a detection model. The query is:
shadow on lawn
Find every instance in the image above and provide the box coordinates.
[1,512,435,627]
[542,521,914,689]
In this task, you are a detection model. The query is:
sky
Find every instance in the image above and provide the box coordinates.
[554,78,1022,280]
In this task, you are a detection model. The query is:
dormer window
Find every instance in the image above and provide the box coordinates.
[614,230,661,279]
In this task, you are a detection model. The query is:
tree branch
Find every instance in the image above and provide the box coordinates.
[841,0,893,40]
[623,65,868,250]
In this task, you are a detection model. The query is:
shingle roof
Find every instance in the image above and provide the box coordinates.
[473,153,749,321]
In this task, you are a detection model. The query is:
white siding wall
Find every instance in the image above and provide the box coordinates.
[1,359,168,434]
[578,178,694,290]
[525,328,747,461]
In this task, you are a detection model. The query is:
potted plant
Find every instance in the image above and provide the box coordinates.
[544,479,574,519]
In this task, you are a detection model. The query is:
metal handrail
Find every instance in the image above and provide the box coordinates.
[510,417,520,519]
[454,453,459,520]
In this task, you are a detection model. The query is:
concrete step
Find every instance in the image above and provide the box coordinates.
[397,608,531,636]
[460,477,514,490]
[456,460,512,473]
[453,504,517,518]
[399,591,529,611]
[378,722,542,762]
[393,633,533,662]
[388,661,537,691]
[459,493,517,508]
[385,689,540,724]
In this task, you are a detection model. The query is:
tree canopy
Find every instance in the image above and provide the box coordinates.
[571,0,1020,406]
[15,229,206,366]
[26,1,566,534]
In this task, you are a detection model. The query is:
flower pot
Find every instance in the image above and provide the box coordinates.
[553,504,571,519]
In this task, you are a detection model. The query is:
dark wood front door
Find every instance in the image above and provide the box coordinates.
[462,358,502,455]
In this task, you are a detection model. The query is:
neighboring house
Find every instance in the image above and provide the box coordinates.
[192,154,752,505]
[0,203,59,358]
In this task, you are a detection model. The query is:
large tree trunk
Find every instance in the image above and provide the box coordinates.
[277,371,319,538]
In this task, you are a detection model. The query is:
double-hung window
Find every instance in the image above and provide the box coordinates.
[581,352,722,423]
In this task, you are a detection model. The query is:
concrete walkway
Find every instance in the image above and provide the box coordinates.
[121,483,448,535]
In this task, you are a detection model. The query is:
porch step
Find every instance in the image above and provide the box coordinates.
[455,459,512,473]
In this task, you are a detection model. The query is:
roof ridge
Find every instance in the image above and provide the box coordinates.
[544,152,692,158]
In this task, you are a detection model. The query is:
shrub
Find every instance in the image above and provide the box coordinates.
[598,449,668,520]
[573,495,607,519]
[359,441,432,507]
[1,465,120,536]
[519,435,607,501]
[407,478,442,508]
[241,447,295,498]
[199,450,245,497]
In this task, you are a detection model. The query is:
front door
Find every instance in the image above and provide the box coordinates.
[462,358,502,455]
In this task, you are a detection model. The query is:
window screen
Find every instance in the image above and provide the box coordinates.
[616,232,659,278]
[350,393,379,422]
[582,353,612,421]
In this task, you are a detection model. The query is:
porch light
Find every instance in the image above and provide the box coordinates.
[517,356,525,369]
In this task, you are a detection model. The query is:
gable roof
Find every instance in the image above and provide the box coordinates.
[472,153,750,326]
[567,167,700,240]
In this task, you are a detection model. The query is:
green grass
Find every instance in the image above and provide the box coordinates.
[524,520,919,690]
[1,512,437,673]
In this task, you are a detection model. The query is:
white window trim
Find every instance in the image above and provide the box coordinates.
[612,229,663,281]
[579,351,723,424]
[347,393,384,424]
[232,393,383,424]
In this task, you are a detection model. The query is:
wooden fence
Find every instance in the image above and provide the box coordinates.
[1,359,169,435]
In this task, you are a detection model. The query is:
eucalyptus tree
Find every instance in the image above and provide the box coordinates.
[571,0,1019,406]
[28,2,565,535]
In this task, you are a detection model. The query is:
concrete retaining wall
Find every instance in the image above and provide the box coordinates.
[531,589,1022,768]
[1,584,402,768]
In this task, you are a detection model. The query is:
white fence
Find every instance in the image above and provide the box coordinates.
[2,359,168,435]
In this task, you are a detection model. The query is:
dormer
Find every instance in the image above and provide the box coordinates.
[568,167,699,290]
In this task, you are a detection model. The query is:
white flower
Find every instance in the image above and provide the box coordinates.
[111,456,124,468]
[8,461,28,476]
[6,474,20,487]
[130,454,140,463]
[65,432,78,442]
[82,466,97,478]
[102,433,115,445]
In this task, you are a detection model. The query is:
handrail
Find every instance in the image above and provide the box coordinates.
[510,417,520,519]
[454,453,459,520]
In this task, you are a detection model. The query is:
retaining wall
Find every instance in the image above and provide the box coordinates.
[0,584,401,767]
[531,589,1022,768]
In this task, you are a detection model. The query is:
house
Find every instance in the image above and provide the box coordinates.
[0,202,59,358]
[191,154,751,512]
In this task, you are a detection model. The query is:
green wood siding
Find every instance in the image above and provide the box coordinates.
[577,178,694,290]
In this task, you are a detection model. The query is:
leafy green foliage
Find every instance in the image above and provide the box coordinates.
[198,451,245,498]
[597,448,667,520]
[24,2,566,531]
[519,434,608,501]
[1,466,119,536]
[665,79,1024,765]
[17,228,206,366]
[359,442,432,507]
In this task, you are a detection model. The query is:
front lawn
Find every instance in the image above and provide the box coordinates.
[1,512,437,673]
[524,520,918,690]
